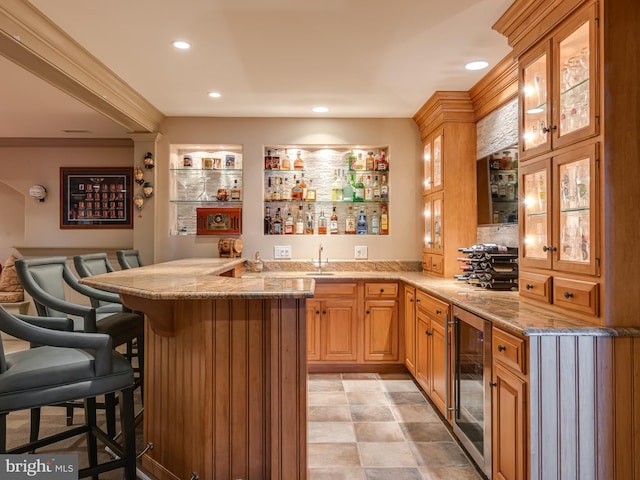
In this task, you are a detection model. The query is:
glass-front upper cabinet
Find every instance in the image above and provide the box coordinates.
[423,193,443,255]
[519,3,598,161]
[520,143,598,275]
[423,132,443,193]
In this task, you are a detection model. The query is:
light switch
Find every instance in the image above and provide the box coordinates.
[355,246,368,259]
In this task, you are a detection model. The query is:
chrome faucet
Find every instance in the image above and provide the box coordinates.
[317,244,324,273]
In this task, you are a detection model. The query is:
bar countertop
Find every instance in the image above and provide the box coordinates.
[79,257,315,300]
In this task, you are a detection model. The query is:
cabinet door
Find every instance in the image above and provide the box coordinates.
[519,42,552,160]
[321,299,358,361]
[403,286,416,374]
[423,143,432,194]
[430,315,448,416]
[415,311,432,394]
[552,3,598,150]
[552,143,598,276]
[520,158,552,270]
[306,300,321,361]
[364,300,399,361]
[432,134,443,192]
[423,197,432,254]
[431,192,444,255]
[492,362,527,480]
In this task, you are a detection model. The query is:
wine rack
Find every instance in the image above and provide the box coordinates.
[455,244,519,290]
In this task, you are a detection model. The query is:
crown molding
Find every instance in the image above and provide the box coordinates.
[0,137,133,148]
[0,0,165,134]
[469,54,518,122]
[412,91,475,140]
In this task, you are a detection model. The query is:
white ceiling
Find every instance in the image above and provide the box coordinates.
[1,0,513,137]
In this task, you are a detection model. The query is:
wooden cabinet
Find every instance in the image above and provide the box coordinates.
[518,2,598,162]
[492,327,528,480]
[414,289,450,416]
[403,285,416,375]
[414,92,477,278]
[363,282,399,362]
[308,281,401,366]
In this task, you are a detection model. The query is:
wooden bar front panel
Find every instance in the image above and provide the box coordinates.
[137,297,307,480]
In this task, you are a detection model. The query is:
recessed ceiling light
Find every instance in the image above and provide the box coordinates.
[172,41,191,50]
[465,60,489,71]
[312,106,329,113]
[207,92,222,98]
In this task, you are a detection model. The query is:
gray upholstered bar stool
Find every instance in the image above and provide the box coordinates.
[0,306,137,479]
[73,253,120,311]
[14,257,143,437]
[116,250,144,269]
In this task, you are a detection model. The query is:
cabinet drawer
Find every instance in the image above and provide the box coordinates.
[553,277,599,315]
[365,282,398,298]
[519,272,552,303]
[314,282,358,297]
[493,328,526,375]
[430,255,444,275]
[416,290,448,322]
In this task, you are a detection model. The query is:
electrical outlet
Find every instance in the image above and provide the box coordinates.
[274,245,292,259]
[355,246,368,259]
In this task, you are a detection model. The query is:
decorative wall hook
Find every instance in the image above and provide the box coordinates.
[143,182,154,198]
[134,165,145,185]
[144,152,155,169]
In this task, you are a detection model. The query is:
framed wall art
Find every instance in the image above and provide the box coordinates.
[60,167,133,229]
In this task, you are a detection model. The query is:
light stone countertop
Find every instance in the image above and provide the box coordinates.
[80,257,640,337]
[79,257,315,300]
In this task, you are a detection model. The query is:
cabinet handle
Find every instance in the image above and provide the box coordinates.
[315,310,320,315]
[435,309,441,315]
[564,291,574,299]
[497,345,506,352]
[380,288,384,293]
[489,382,497,388]
[525,284,534,290]
[425,330,432,336]
[542,245,557,252]
[366,310,370,315]
[409,298,414,303]
[322,310,327,315]
[416,299,421,303]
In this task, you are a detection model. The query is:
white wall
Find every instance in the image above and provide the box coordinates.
[0,142,134,259]
[155,117,422,262]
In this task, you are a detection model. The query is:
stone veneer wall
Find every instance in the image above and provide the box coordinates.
[476,99,519,247]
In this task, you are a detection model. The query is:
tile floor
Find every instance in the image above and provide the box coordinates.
[307,372,484,480]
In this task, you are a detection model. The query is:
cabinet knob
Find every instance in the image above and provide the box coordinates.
[315,310,320,315]
[542,245,557,252]
[525,284,534,290]
[497,345,506,352]
[380,288,384,293]
[322,310,327,315]
[366,310,370,315]
[435,309,441,315]
[564,291,574,299]
[541,124,558,134]
[489,382,497,388]
[409,298,414,303]
[425,330,432,336]
[416,299,421,303]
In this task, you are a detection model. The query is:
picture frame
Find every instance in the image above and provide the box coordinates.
[60,167,133,229]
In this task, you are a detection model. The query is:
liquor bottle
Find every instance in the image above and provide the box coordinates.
[230,179,241,201]
[364,175,373,201]
[372,175,381,200]
[356,209,367,235]
[329,206,339,234]
[265,176,273,201]
[347,151,357,170]
[305,204,314,234]
[345,206,356,234]
[365,152,375,171]
[264,149,272,170]
[306,178,316,201]
[282,178,292,201]
[370,210,380,234]
[353,175,365,202]
[274,178,282,201]
[281,149,291,170]
[380,205,389,234]
[293,151,304,170]
[376,150,389,171]
[380,174,389,200]
[342,172,354,201]
[272,208,283,235]
[355,152,365,170]
[284,210,294,235]
[331,170,341,201]
[506,174,516,201]
[318,209,328,235]
[264,206,272,235]
[291,177,303,200]
[498,175,506,199]
[271,150,280,170]
[295,205,305,234]
[300,173,307,200]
